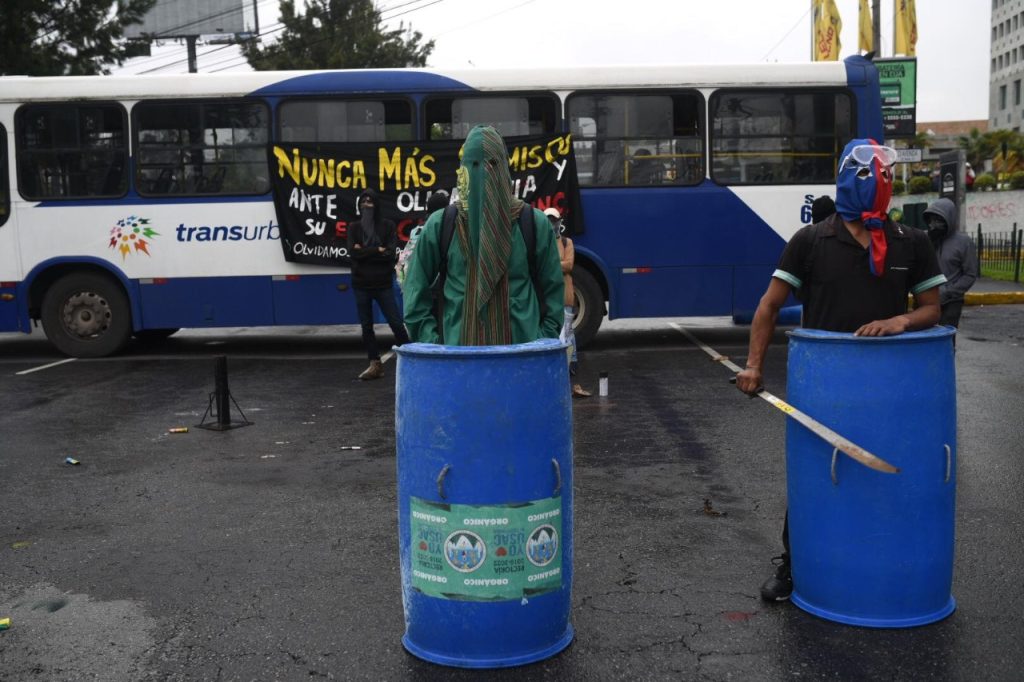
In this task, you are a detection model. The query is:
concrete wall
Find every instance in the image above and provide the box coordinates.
[892,190,1024,235]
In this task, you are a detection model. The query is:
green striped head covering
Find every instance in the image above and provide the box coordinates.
[454,126,525,345]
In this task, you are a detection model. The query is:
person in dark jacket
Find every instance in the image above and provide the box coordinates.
[348,189,410,380]
[811,195,835,223]
[923,197,979,329]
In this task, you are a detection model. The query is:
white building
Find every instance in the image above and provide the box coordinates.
[991,0,1024,131]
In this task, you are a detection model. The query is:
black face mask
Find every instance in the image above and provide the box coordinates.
[926,217,948,241]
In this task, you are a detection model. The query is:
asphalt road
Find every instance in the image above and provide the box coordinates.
[1,305,1022,681]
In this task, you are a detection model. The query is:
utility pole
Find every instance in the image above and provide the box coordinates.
[811,0,816,61]
[186,36,198,73]
[872,0,881,57]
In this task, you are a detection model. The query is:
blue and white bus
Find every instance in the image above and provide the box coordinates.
[0,55,882,356]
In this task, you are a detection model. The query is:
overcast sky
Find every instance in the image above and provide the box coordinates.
[117,0,990,123]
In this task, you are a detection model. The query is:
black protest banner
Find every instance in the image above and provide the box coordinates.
[268,133,583,267]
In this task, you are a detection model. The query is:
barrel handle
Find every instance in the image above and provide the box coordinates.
[944,444,952,484]
[552,458,562,495]
[830,448,839,486]
[436,464,451,500]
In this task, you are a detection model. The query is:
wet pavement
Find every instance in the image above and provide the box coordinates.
[1,304,1023,681]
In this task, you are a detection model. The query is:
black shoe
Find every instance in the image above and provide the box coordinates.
[760,554,793,602]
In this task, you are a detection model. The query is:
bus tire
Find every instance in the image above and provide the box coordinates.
[134,328,180,342]
[41,272,132,358]
[571,266,604,348]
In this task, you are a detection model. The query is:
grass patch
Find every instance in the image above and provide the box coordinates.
[980,265,1021,282]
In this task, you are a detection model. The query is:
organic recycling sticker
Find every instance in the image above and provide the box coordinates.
[410,495,563,601]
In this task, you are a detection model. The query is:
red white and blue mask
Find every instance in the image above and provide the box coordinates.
[835,139,897,276]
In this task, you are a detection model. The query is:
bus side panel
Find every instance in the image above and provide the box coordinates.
[0,282,19,331]
[139,276,275,329]
[0,197,22,331]
[574,183,790,319]
[271,274,360,325]
[733,264,779,315]
[617,267,733,317]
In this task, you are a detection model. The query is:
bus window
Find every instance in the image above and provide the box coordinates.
[135,100,270,196]
[710,90,853,185]
[0,125,8,225]
[15,103,128,200]
[425,95,557,140]
[567,92,704,187]
[278,99,413,142]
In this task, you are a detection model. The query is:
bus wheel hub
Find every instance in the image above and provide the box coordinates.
[62,292,111,338]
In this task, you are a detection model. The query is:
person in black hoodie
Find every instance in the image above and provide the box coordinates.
[348,189,410,380]
[923,197,978,330]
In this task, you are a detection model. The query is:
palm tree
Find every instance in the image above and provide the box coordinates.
[957,128,993,169]
[909,131,932,151]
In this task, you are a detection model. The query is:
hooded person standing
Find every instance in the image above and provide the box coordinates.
[348,188,411,380]
[735,138,945,603]
[402,126,564,345]
[923,197,979,329]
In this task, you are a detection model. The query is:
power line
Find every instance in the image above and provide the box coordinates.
[379,0,435,14]
[762,5,814,61]
[381,0,446,21]
[433,0,535,38]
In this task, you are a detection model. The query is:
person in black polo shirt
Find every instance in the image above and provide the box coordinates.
[735,139,945,603]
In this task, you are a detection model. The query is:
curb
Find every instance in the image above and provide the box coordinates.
[964,291,1024,306]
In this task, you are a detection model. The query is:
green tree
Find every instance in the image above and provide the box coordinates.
[243,0,434,70]
[957,128,993,169]
[908,131,932,151]
[0,0,155,76]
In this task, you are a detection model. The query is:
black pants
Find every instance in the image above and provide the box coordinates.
[940,300,964,328]
[354,286,410,360]
[782,511,790,558]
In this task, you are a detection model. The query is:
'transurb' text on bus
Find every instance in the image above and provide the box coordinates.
[268,134,582,267]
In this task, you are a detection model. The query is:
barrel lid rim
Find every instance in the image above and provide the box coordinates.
[396,338,568,357]
[787,325,956,342]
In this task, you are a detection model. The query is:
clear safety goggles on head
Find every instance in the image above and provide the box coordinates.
[840,144,898,178]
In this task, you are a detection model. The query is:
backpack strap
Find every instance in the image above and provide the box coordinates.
[438,204,459,283]
[517,205,537,283]
[432,204,460,343]
[516,206,547,322]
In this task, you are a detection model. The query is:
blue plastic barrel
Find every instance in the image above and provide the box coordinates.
[786,327,957,628]
[395,338,574,667]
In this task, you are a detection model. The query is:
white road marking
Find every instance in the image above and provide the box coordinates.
[15,358,77,375]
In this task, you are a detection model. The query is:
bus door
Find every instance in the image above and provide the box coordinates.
[0,123,20,332]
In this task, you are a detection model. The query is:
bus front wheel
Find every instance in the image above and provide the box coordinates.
[571,266,604,349]
[41,272,132,358]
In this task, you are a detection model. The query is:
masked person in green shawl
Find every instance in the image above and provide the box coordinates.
[403,126,564,345]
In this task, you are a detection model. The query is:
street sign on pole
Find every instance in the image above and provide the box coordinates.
[894,148,922,163]
[876,58,918,138]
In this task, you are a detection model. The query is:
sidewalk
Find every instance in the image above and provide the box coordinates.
[964,277,1024,305]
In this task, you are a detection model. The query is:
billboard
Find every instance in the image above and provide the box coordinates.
[124,0,254,39]
[876,58,917,139]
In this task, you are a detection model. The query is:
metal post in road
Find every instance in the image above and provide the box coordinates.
[977,224,984,271]
[1014,223,1022,284]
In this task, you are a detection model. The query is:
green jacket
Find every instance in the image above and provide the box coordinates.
[403,207,565,344]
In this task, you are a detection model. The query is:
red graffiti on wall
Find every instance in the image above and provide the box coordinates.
[967,201,1020,221]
